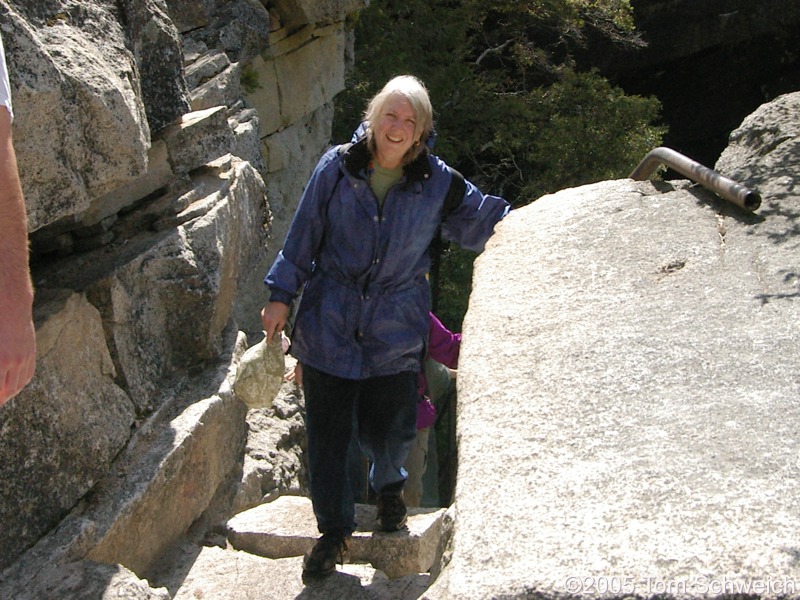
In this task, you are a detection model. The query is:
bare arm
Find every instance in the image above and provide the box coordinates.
[0,107,36,405]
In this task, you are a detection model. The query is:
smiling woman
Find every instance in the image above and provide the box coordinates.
[372,95,417,168]
[363,75,433,169]
[260,74,511,581]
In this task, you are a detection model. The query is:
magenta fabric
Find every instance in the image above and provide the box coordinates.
[416,312,462,429]
[417,395,437,429]
[427,312,461,369]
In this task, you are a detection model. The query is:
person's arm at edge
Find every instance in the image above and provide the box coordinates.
[427,312,461,370]
[439,162,511,254]
[0,107,36,405]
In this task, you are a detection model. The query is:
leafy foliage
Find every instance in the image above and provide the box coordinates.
[334,0,665,330]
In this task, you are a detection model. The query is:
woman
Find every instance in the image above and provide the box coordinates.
[260,75,510,578]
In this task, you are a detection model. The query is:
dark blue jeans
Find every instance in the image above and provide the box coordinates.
[301,364,418,534]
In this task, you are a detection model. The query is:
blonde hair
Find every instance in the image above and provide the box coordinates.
[363,75,434,165]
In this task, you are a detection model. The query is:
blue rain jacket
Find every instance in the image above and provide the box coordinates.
[265,138,510,380]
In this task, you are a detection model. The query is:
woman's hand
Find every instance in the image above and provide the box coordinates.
[260,302,290,344]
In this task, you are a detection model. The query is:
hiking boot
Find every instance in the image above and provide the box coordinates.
[302,532,350,577]
[376,492,407,532]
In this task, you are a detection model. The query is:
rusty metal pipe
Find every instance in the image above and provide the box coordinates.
[630,146,761,211]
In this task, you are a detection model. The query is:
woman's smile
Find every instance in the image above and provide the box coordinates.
[373,94,419,168]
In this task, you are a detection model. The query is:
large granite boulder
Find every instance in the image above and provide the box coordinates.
[0,155,266,572]
[37,154,266,411]
[0,291,135,571]
[180,0,271,64]
[0,334,249,596]
[2,0,191,232]
[424,92,800,599]
[119,0,191,132]
[715,91,800,206]
[163,0,218,34]
[1,0,150,232]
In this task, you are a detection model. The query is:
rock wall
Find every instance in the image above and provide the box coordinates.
[0,0,362,582]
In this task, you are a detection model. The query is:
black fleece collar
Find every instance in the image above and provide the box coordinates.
[342,138,432,184]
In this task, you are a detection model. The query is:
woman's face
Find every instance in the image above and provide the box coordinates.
[372,93,419,169]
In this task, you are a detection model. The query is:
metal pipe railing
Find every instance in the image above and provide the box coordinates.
[630,146,761,211]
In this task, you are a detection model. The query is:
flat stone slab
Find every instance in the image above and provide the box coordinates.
[226,495,446,579]
[171,545,431,600]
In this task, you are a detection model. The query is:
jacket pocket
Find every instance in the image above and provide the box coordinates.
[365,281,429,367]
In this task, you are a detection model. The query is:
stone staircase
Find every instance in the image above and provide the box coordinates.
[155,496,451,599]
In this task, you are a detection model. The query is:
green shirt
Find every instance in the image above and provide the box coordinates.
[369,162,403,209]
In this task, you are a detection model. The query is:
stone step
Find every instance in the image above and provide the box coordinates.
[225,495,448,579]
[172,545,432,600]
